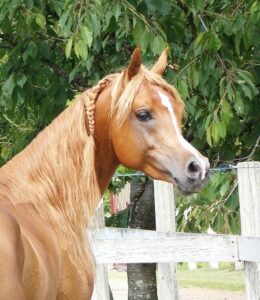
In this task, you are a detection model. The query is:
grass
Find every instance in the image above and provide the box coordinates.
[177,262,245,291]
[109,262,245,292]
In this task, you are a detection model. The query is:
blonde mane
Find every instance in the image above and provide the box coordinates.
[0,75,116,279]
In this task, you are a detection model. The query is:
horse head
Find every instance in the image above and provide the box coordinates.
[92,48,210,194]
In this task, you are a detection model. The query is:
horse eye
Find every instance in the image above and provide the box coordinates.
[136,110,152,122]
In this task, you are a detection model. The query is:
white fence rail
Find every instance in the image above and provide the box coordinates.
[92,228,260,264]
[91,161,260,300]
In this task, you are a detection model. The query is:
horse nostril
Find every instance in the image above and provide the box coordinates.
[186,161,202,180]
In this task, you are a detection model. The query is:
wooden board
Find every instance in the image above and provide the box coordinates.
[91,228,239,263]
[154,180,178,299]
[238,161,260,300]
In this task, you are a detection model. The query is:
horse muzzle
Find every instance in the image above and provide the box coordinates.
[174,163,210,195]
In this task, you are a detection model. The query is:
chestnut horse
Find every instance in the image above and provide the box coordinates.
[0,48,209,299]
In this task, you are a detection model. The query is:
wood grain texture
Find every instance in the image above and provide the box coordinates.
[154,181,178,300]
[238,161,260,300]
[91,228,239,263]
[90,200,110,300]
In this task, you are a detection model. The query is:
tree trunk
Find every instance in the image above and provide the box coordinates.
[127,179,158,300]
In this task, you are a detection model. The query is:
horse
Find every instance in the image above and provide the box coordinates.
[0,48,209,299]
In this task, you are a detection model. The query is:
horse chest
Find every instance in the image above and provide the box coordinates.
[58,253,94,300]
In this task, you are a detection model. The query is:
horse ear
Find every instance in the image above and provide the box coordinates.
[127,47,142,80]
[151,48,169,75]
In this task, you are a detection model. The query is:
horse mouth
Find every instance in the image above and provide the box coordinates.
[173,177,208,195]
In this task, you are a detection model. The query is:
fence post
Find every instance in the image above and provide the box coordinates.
[154,180,179,300]
[91,200,110,300]
[237,161,260,300]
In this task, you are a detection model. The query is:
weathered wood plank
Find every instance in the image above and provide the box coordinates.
[238,161,260,300]
[91,228,239,263]
[154,180,179,300]
[90,200,110,300]
[239,237,260,262]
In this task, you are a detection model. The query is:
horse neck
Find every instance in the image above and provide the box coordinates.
[94,84,119,192]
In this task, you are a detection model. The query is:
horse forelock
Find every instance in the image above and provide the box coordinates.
[110,65,185,127]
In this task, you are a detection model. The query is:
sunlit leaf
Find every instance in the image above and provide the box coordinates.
[35,13,46,29]
[177,80,189,100]
[65,37,73,59]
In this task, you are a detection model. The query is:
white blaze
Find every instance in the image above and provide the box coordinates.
[158,91,207,179]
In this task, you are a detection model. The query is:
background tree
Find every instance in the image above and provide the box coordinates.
[127,179,157,300]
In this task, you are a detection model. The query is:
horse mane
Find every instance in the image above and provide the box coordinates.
[0,73,117,279]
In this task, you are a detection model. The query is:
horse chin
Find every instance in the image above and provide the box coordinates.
[173,177,206,195]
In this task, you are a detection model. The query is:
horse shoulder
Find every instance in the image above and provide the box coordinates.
[16,203,62,300]
[0,206,26,299]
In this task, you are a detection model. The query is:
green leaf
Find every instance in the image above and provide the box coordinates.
[74,40,88,60]
[80,26,93,48]
[234,33,241,56]
[219,77,226,98]
[241,84,253,100]
[214,214,224,231]
[28,41,38,58]
[69,64,80,83]
[233,14,246,33]
[207,32,221,52]
[124,11,130,33]
[133,21,145,45]
[59,9,70,28]
[89,14,101,37]
[177,80,189,100]
[65,37,73,59]
[225,193,238,211]
[191,65,199,88]
[16,74,27,88]
[218,121,227,139]
[112,2,122,21]
[221,100,232,126]
[139,29,149,53]
[206,126,212,147]
[223,19,233,36]
[220,180,229,197]
[150,35,164,55]
[2,74,15,98]
[234,92,244,115]
[205,114,212,130]
[194,32,221,54]
[237,70,258,97]
[35,13,46,29]
[1,147,10,161]
[229,212,239,234]
[211,120,221,144]
[227,83,235,101]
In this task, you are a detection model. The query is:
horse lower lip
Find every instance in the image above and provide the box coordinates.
[174,177,204,195]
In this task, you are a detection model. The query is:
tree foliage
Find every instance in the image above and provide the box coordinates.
[1,0,259,232]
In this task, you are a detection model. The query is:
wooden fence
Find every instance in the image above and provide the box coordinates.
[91,161,260,300]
